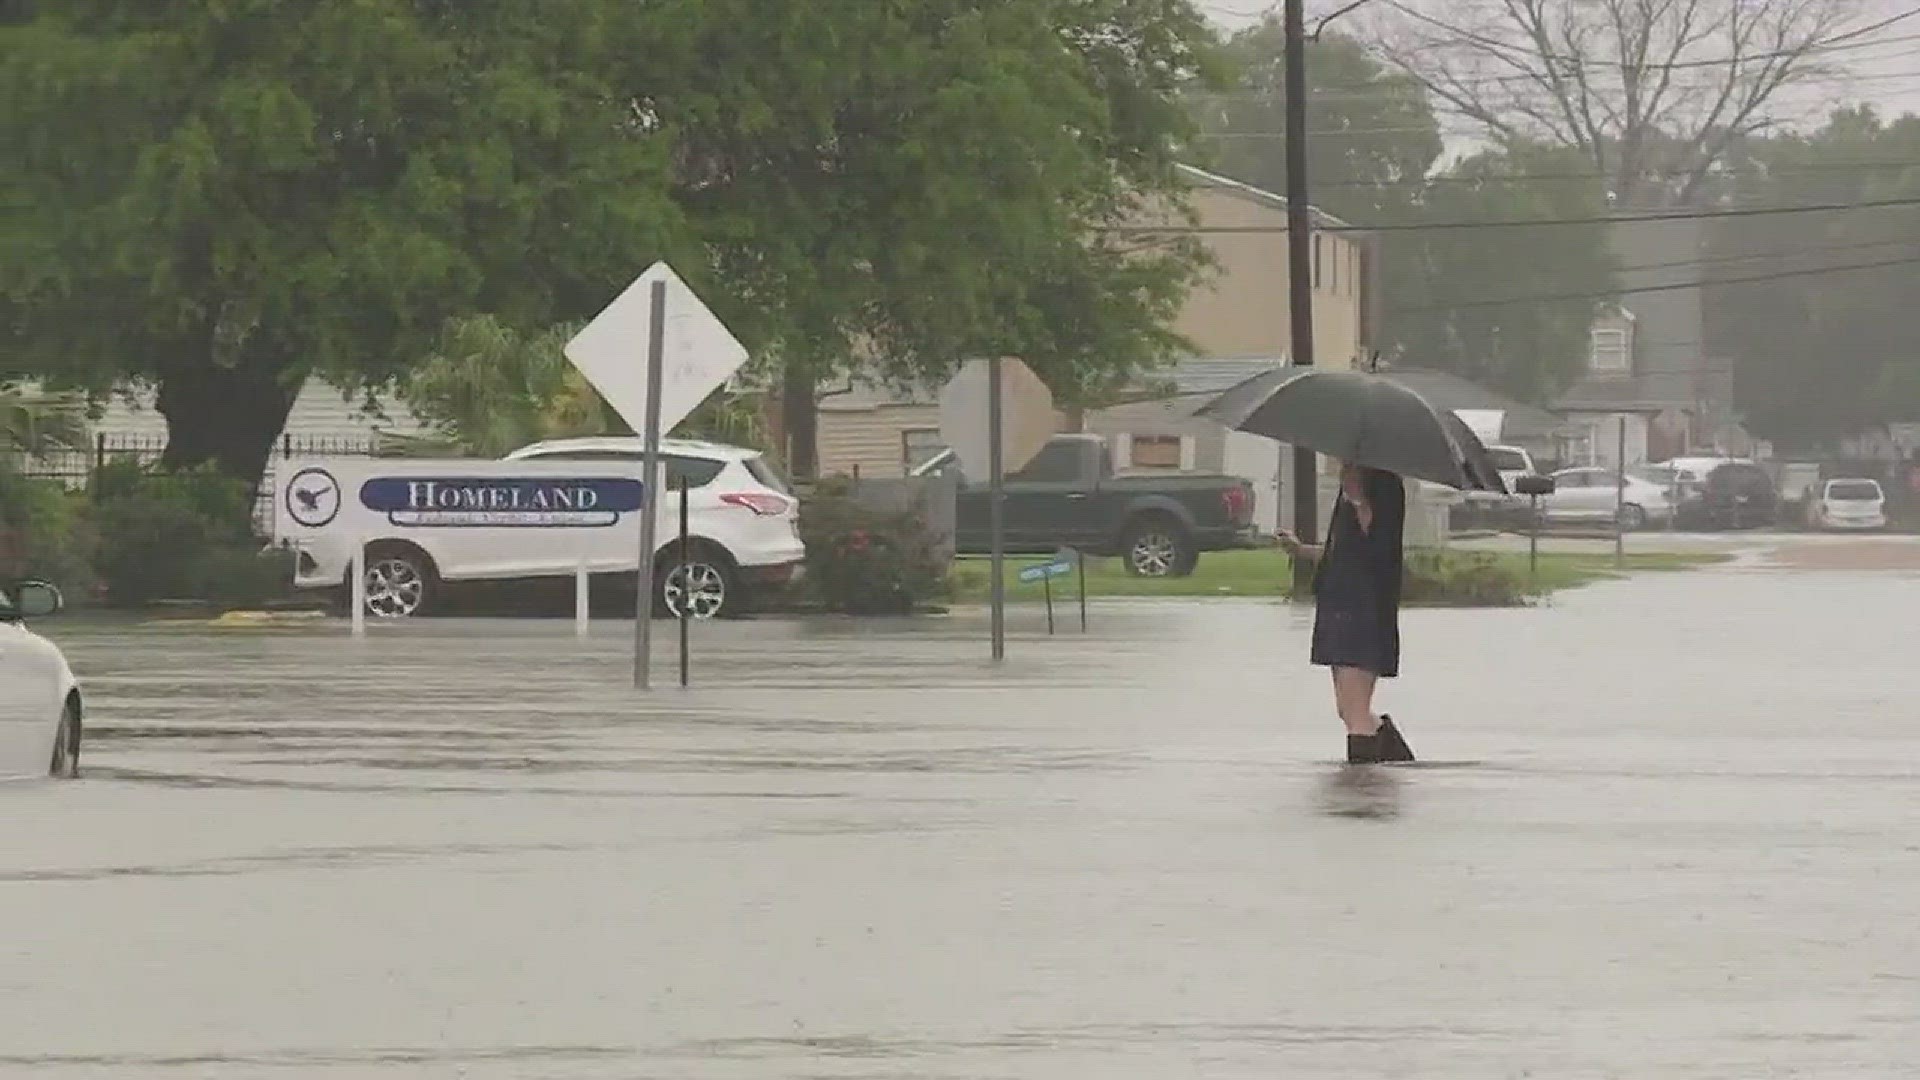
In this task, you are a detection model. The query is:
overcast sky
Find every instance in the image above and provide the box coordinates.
[1197,0,1920,127]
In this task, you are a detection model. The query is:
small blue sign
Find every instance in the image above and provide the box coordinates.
[359,477,646,528]
[1018,558,1077,584]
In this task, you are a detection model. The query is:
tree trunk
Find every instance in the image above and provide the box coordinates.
[156,362,301,483]
[781,364,819,481]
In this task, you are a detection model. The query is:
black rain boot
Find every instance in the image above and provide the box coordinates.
[1346,733,1382,764]
[1375,715,1416,763]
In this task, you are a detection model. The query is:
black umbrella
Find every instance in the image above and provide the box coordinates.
[1197,367,1508,493]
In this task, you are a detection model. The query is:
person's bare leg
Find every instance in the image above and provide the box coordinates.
[1332,667,1381,736]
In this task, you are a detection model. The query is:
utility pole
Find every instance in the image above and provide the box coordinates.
[1284,0,1318,590]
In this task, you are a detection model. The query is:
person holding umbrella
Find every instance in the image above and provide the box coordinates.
[1196,365,1510,765]
[1276,463,1415,764]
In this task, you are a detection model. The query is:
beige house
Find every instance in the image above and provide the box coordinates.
[813,165,1372,531]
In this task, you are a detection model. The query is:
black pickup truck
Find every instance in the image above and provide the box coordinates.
[913,434,1260,576]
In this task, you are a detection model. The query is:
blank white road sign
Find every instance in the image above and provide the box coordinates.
[564,262,750,435]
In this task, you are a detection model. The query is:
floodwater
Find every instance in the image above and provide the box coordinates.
[5,558,1920,1077]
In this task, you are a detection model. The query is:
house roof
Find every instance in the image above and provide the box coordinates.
[1173,164,1354,231]
[1374,367,1576,439]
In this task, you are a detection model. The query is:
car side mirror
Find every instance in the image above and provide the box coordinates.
[1514,475,1556,497]
[13,581,64,618]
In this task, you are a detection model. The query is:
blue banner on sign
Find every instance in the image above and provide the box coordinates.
[359,477,646,528]
[1018,559,1076,584]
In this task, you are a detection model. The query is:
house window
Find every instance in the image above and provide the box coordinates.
[1129,434,1183,469]
[1590,328,1631,373]
[1312,234,1322,288]
[901,428,945,473]
[1329,238,1339,293]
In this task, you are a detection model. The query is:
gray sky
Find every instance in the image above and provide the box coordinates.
[1198,0,1920,127]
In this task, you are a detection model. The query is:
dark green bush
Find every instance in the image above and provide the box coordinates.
[0,466,96,596]
[798,478,949,614]
[1401,550,1529,606]
[1287,548,1529,607]
[87,463,288,605]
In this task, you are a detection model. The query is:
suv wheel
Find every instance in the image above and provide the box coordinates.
[360,547,437,618]
[658,548,736,619]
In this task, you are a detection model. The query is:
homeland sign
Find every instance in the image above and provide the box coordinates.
[356,477,646,528]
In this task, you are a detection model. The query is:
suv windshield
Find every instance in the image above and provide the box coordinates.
[1827,480,1881,501]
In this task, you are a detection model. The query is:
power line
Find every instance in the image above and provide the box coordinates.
[1396,253,1920,315]
[1202,63,1920,98]
[1181,158,1920,191]
[1115,195,1920,234]
[1380,3,1920,73]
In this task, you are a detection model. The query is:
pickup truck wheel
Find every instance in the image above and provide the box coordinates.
[1122,518,1194,578]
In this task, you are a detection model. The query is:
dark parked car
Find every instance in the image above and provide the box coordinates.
[1672,460,1778,530]
[914,434,1260,576]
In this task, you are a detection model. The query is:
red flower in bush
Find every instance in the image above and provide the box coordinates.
[846,529,870,554]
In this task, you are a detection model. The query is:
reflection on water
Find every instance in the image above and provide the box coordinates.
[1315,765,1404,820]
[9,570,1920,1077]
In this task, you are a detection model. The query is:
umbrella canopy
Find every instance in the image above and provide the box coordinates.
[1197,367,1508,493]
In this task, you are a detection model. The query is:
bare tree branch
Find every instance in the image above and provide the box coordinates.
[1363,0,1884,206]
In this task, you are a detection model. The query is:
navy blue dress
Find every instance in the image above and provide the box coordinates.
[1309,470,1405,678]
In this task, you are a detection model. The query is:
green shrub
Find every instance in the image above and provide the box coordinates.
[0,466,96,596]
[1400,550,1529,606]
[87,463,287,605]
[798,479,950,614]
[1287,548,1529,607]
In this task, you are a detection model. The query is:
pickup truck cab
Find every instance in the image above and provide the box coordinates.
[912,434,1259,576]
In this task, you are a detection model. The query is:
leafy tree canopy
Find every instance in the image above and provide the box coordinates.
[3,0,1219,478]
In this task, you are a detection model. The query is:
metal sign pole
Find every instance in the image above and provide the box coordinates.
[1615,415,1627,571]
[988,356,1006,662]
[633,279,667,690]
[1077,554,1088,632]
[678,479,691,688]
[1043,573,1055,635]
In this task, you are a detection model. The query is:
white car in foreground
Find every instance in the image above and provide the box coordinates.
[279,438,805,619]
[1810,478,1887,531]
[1,581,82,780]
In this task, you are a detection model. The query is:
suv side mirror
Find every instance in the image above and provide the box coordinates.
[12,581,64,618]
[1514,474,1556,497]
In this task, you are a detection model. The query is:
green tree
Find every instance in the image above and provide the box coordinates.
[399,316,600,458]
[1704,107,1920,448]
[628,0,1219,474]
[6,0,1218,484]
[1383,143,1616,402]
[3,0,682,482]
[1196,23,1614,402]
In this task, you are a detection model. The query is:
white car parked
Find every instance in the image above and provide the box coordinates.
[504,437,804,617]
[0,580,82,780]
[1544,467,1673,530]
[279,438,804,619]
[1809,478,1887,531]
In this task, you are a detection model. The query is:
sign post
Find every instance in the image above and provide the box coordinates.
[565,262,750,690]
[988,358,1006,660]
[678,479,691,688]
[1016,549,1080,638]
[937,358,1055,662]
[631,280,667,689]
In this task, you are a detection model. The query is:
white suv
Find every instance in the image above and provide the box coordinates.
[502,437,804,618]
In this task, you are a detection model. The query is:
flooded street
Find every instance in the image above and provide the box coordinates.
[5,561,1919,1077]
